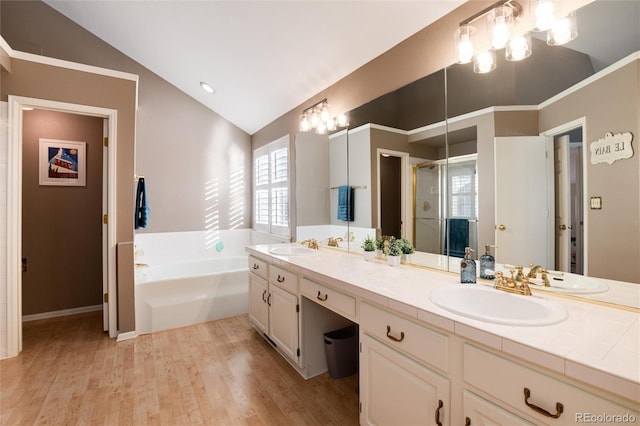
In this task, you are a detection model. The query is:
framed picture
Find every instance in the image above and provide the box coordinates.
[39,139,87,186]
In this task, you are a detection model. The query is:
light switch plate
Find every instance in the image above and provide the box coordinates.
[590,196,602,209]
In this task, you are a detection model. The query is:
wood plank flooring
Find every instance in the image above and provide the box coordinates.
[0,312,359,425]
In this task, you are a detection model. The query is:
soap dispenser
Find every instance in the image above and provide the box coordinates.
[480,245,496,279]
[460,247,476,284]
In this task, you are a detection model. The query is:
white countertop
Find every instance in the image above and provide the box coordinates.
[247,243,640,402]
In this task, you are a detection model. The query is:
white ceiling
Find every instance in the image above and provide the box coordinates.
[43,1,465,135]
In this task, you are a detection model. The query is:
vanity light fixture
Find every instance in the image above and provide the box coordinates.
[298,99,349,134]
[455,0,577,73]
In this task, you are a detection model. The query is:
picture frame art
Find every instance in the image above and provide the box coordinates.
[39,138,87,186]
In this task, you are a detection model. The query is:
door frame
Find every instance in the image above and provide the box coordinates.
[540,117,588,275]
[376,148,410,239]
[7,95,118,357]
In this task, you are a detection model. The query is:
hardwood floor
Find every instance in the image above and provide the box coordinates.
[0,312,359,425]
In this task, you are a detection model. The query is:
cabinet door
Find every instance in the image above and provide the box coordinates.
[360,334,450,426]
[249,273,269,334]
[464,391,534,426]
[269,284,299,363]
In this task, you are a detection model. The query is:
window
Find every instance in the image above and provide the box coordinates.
[448,159,478,219]
[253,136,290,235]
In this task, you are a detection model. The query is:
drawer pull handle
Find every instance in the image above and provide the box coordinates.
[267,293,272,307]
[386,326,405,342]
[465,417,471,426]
[316,291,328,301]
[277,275,285,283]
[524,387,563,418]
[252,263,260,270]
[262,290,267,302]
[434,399,443,426]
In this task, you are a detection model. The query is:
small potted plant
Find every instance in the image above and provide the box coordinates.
[384,237,403,266]
[375,236,386,258]
[361,236,376,261]
[399,238,415,263]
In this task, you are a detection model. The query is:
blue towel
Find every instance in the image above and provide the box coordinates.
[337,185,354,222]
[135,177,150,229]
[445,218,469,258]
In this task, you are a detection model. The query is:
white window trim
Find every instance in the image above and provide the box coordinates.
[253,135,291,237]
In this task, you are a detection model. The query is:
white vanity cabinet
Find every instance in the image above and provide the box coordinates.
[360,302,451,425]
[463,344,640,425]
[248,256,300,364]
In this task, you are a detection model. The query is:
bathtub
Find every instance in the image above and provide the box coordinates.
[135,257,249,334]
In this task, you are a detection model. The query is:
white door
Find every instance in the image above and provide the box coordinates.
[494,136,552,268]
[554,135,571,272]
[102,119,109,331]
[360,334,450,426]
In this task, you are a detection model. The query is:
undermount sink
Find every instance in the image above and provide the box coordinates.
[430,285,568,326]
[269,245,316,256]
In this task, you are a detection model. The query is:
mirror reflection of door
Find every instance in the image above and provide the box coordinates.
[495,136,551,267]
[554,129,584,274]
[379,154,402,238]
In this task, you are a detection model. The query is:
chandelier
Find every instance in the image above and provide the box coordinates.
[454,0,577,74]
[299,99,349,134]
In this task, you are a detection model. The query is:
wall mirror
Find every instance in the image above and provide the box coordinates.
[295,0,639,309]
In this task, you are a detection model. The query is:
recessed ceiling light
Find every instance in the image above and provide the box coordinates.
[22,107,34,111]
[200,81,215,94]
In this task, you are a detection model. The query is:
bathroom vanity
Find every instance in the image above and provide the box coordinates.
[246,244,639,425]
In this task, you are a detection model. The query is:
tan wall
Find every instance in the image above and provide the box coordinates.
[1,58,138,331]
[21,110,103,315]
[539,60,640,283]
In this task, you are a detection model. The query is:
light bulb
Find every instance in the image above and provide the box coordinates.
[547,14,577,45]
[474,50,496,74]
[337,113,348,127]
[535,0,555,31]
[455,25,475,64]
[326,117,336,131]
[299,114,310,132]
[506,35,532,61]
[310,110,319,128]
[320,103,330,122]
[492,16,510,49]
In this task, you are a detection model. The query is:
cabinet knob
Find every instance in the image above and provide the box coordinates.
[524,387,564,418]
[253,263,259,270]
[497,224,506,231]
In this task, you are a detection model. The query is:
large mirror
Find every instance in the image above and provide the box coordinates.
[296,0,639,308]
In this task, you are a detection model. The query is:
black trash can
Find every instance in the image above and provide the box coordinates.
[323,324,358,379]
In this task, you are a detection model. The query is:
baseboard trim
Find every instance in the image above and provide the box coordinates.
[22,305,103,322]
[116,331,138,342]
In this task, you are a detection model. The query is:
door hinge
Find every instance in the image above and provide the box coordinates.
[359,342,362,353]
[103,293,109,303]
[296,348,300,357]
[296,303,300,313]
[103,214,108,224]
[103,137,108,147]
[359,402,362,413]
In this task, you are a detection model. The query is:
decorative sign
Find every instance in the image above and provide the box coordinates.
[590,132,634,165]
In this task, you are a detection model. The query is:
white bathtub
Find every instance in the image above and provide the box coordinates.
[135,257,249,334]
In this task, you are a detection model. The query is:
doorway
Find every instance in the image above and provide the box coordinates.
[21,109,104,320]
[379,154,402,238]
[6,96,118,358]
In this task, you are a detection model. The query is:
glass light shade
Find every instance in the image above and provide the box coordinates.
[299,113,310,132]
[489,6,513,49]
[326,117,337,131]
[473,50,496,74]
[337,113,349,127]
[535,0,555,31]
[547,12,577,45]
[506,34,532,61]
[455,25,475,64]
[316,122,327,135]
[310,109,319,128]
[320,102,330,122]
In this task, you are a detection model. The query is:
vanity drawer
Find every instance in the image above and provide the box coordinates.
[301,278,356,320]
[360,301,449,373]
[269,265,298,293]
[464,344,638,423]
[248,256,268,279]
